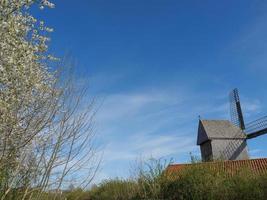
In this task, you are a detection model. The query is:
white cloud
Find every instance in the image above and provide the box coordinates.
[243,100,261,112]
[96,91,184,123]
[103,133,196,163]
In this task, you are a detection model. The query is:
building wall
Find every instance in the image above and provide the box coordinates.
[211,139,249,160]
[200,141,213,161]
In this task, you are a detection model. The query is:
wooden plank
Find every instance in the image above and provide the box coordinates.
[246,128,267,139]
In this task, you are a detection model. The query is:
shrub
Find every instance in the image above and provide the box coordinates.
[86,159,267,200]
[88,179,138,200]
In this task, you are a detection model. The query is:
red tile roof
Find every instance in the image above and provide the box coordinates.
[167,158,267,175]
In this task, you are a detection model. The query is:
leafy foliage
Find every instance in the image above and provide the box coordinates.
[69,159,267,200]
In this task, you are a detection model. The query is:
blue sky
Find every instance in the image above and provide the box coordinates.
[34,0,267,183]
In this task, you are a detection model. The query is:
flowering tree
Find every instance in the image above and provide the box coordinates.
[0,1,99,199]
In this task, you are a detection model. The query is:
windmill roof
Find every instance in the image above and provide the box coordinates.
[197,120,246,145]
[167,158,267,176]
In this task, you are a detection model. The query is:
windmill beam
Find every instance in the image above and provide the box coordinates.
[236,101,245,130]
[229,89,246,130]
[246,128,267,139]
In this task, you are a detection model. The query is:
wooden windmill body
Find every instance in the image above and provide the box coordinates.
[198,89,267,162]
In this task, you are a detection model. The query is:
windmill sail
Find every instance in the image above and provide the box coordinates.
[245,116,267,139]
[219,89,248,160]
[229,89,245,130]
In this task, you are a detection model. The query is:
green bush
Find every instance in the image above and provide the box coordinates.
[88,179,138,200]
[85,160,267,200]
[4,159,266,200]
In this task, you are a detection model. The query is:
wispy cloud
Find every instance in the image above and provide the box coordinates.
[97,91,184,122]
[249,149,263,159]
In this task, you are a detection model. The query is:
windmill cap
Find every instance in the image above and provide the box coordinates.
[197,120,247,145]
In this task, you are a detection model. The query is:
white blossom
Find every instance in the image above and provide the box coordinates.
[0,0,57,190]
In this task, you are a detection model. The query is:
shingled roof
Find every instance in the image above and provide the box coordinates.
[167,158,267,175]
[197,120,247,145]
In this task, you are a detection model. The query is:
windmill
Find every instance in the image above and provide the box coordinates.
[197,88,267,162]
[230,88,267,140]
